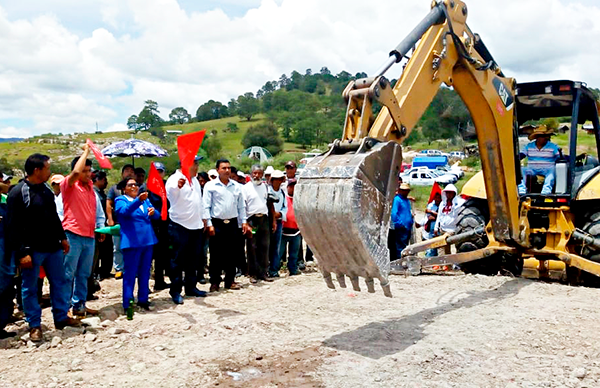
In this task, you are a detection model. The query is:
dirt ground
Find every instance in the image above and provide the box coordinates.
[1,265,600,388]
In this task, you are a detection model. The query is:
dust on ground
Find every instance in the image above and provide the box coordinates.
[1,265,599,388]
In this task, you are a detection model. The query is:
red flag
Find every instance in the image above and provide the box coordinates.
[177,130,206,183]
[86,139,113,169]
[428,182,442,204]
[147,162,168,221]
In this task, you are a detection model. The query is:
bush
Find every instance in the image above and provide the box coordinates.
[226,122,239,133]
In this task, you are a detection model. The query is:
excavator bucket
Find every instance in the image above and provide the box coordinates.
[294,140,402,297]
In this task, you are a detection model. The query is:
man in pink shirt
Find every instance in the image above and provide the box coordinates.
[61,145,102,317]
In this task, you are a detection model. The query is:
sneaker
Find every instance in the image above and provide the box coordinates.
[55,317,82,330]
[268,272,280,278]
[29,327,43,342]
[289,271,301,276]
[225,282,242,290]
[249,277,258,284]
[298,262,306,271]
[198,278,207,285]
[115,271,123,280]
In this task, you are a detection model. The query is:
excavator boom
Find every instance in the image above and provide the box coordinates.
[295,0,523,296]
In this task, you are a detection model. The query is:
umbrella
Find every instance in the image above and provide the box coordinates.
[101,138,168,165]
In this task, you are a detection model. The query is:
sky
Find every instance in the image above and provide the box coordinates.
[0,0,599,138]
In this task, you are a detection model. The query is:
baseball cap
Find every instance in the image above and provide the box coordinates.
[284,161,297,168]
[50,174,65,185]
[2,173,12,181]
[154,162,166,171]
[208,169,218,179]
[237,171,246,178]
[264,166,274,175]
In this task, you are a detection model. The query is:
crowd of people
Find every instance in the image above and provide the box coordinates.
[388,178,465,262]
[0,147,311,342]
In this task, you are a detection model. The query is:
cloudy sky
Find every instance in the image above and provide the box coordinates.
[0,0,599,138]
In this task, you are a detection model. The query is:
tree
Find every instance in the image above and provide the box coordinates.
[137,100,163,130]
[201,134,223,160]
[127,115,140,132]
[169,107,191,124]
[196,100,229,122]
[236,92,260,121]
[241,122,283,156]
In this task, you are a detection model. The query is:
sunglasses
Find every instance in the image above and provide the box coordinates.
[285,165,295,169]
[126,183,139,187]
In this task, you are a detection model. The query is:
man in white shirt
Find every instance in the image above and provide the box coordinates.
[165,156,206,304]
[242,165,272,283]
[203,159,251,292]
[268,170,287,277]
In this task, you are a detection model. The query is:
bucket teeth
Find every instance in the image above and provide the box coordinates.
[295,141,402,297]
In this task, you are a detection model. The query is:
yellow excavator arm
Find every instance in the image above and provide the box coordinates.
[295,0,524,296]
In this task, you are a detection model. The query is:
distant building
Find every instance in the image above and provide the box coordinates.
[240,146,273,163]
[167,130,183,135]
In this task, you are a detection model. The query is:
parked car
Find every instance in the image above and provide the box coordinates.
[449,151,466,159]
[418,149,444,157]
[436,165,464,179]
[401,167,457,186]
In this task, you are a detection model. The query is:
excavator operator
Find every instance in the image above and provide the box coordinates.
[517,125,560,195]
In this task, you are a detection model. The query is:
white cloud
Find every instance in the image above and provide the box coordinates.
[0,0,599,138]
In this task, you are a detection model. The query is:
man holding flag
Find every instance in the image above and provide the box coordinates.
[166,132,207,304]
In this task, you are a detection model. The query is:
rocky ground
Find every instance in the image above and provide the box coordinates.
[1,264,600,388]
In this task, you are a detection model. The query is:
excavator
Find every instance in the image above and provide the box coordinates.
[294,0,600,297]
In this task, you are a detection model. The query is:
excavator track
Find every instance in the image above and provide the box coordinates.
[295,139,402,297]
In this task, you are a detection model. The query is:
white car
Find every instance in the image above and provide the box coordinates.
[436,165,463,179]
[449,151,466,159]
[401,167,457,186]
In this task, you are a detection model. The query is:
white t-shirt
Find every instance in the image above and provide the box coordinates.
[242,181,268,217]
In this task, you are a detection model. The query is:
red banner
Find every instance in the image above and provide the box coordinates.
[177,130,206,183]
[147,162,168,221]
[86,139,113,169]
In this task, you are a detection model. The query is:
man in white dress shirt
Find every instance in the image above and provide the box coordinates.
[242,165,272,283]
[203,159,251,292]
[165,156,206,304]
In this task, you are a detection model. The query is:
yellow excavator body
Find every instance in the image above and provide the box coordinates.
[295,0,600,295]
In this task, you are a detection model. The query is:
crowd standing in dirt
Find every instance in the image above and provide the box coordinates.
[0,148,312,342]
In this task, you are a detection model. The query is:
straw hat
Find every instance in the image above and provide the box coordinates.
[271,170,285,179]
[528,125,555,141]
[399,183,411,191]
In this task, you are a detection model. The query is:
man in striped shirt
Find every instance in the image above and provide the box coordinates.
[518,125,560,195]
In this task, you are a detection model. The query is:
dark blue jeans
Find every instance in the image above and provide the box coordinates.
[22,250,71,328]
[0,238,16,331]
[395,227,411,258]
[269,221,283,276]
[280,234,301,273]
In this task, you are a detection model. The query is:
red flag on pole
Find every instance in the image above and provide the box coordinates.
[177,130,206,183]
[428,182,443,204]
[86,139,113,169]
[147,162,168,221]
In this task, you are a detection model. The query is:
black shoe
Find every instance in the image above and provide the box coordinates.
[298,262,306,270]
[198,278,207,285]
[185,288,207,298]
[268,272,280,278]
[138,302,152,311]
[154,281,170,291]
[289,271,301,276]
[171,294,184,304]
[0,330,16,339]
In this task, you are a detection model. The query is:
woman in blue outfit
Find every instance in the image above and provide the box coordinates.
[115,178,160,311]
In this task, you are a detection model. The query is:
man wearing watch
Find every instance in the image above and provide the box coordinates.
[6,154,80,342]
